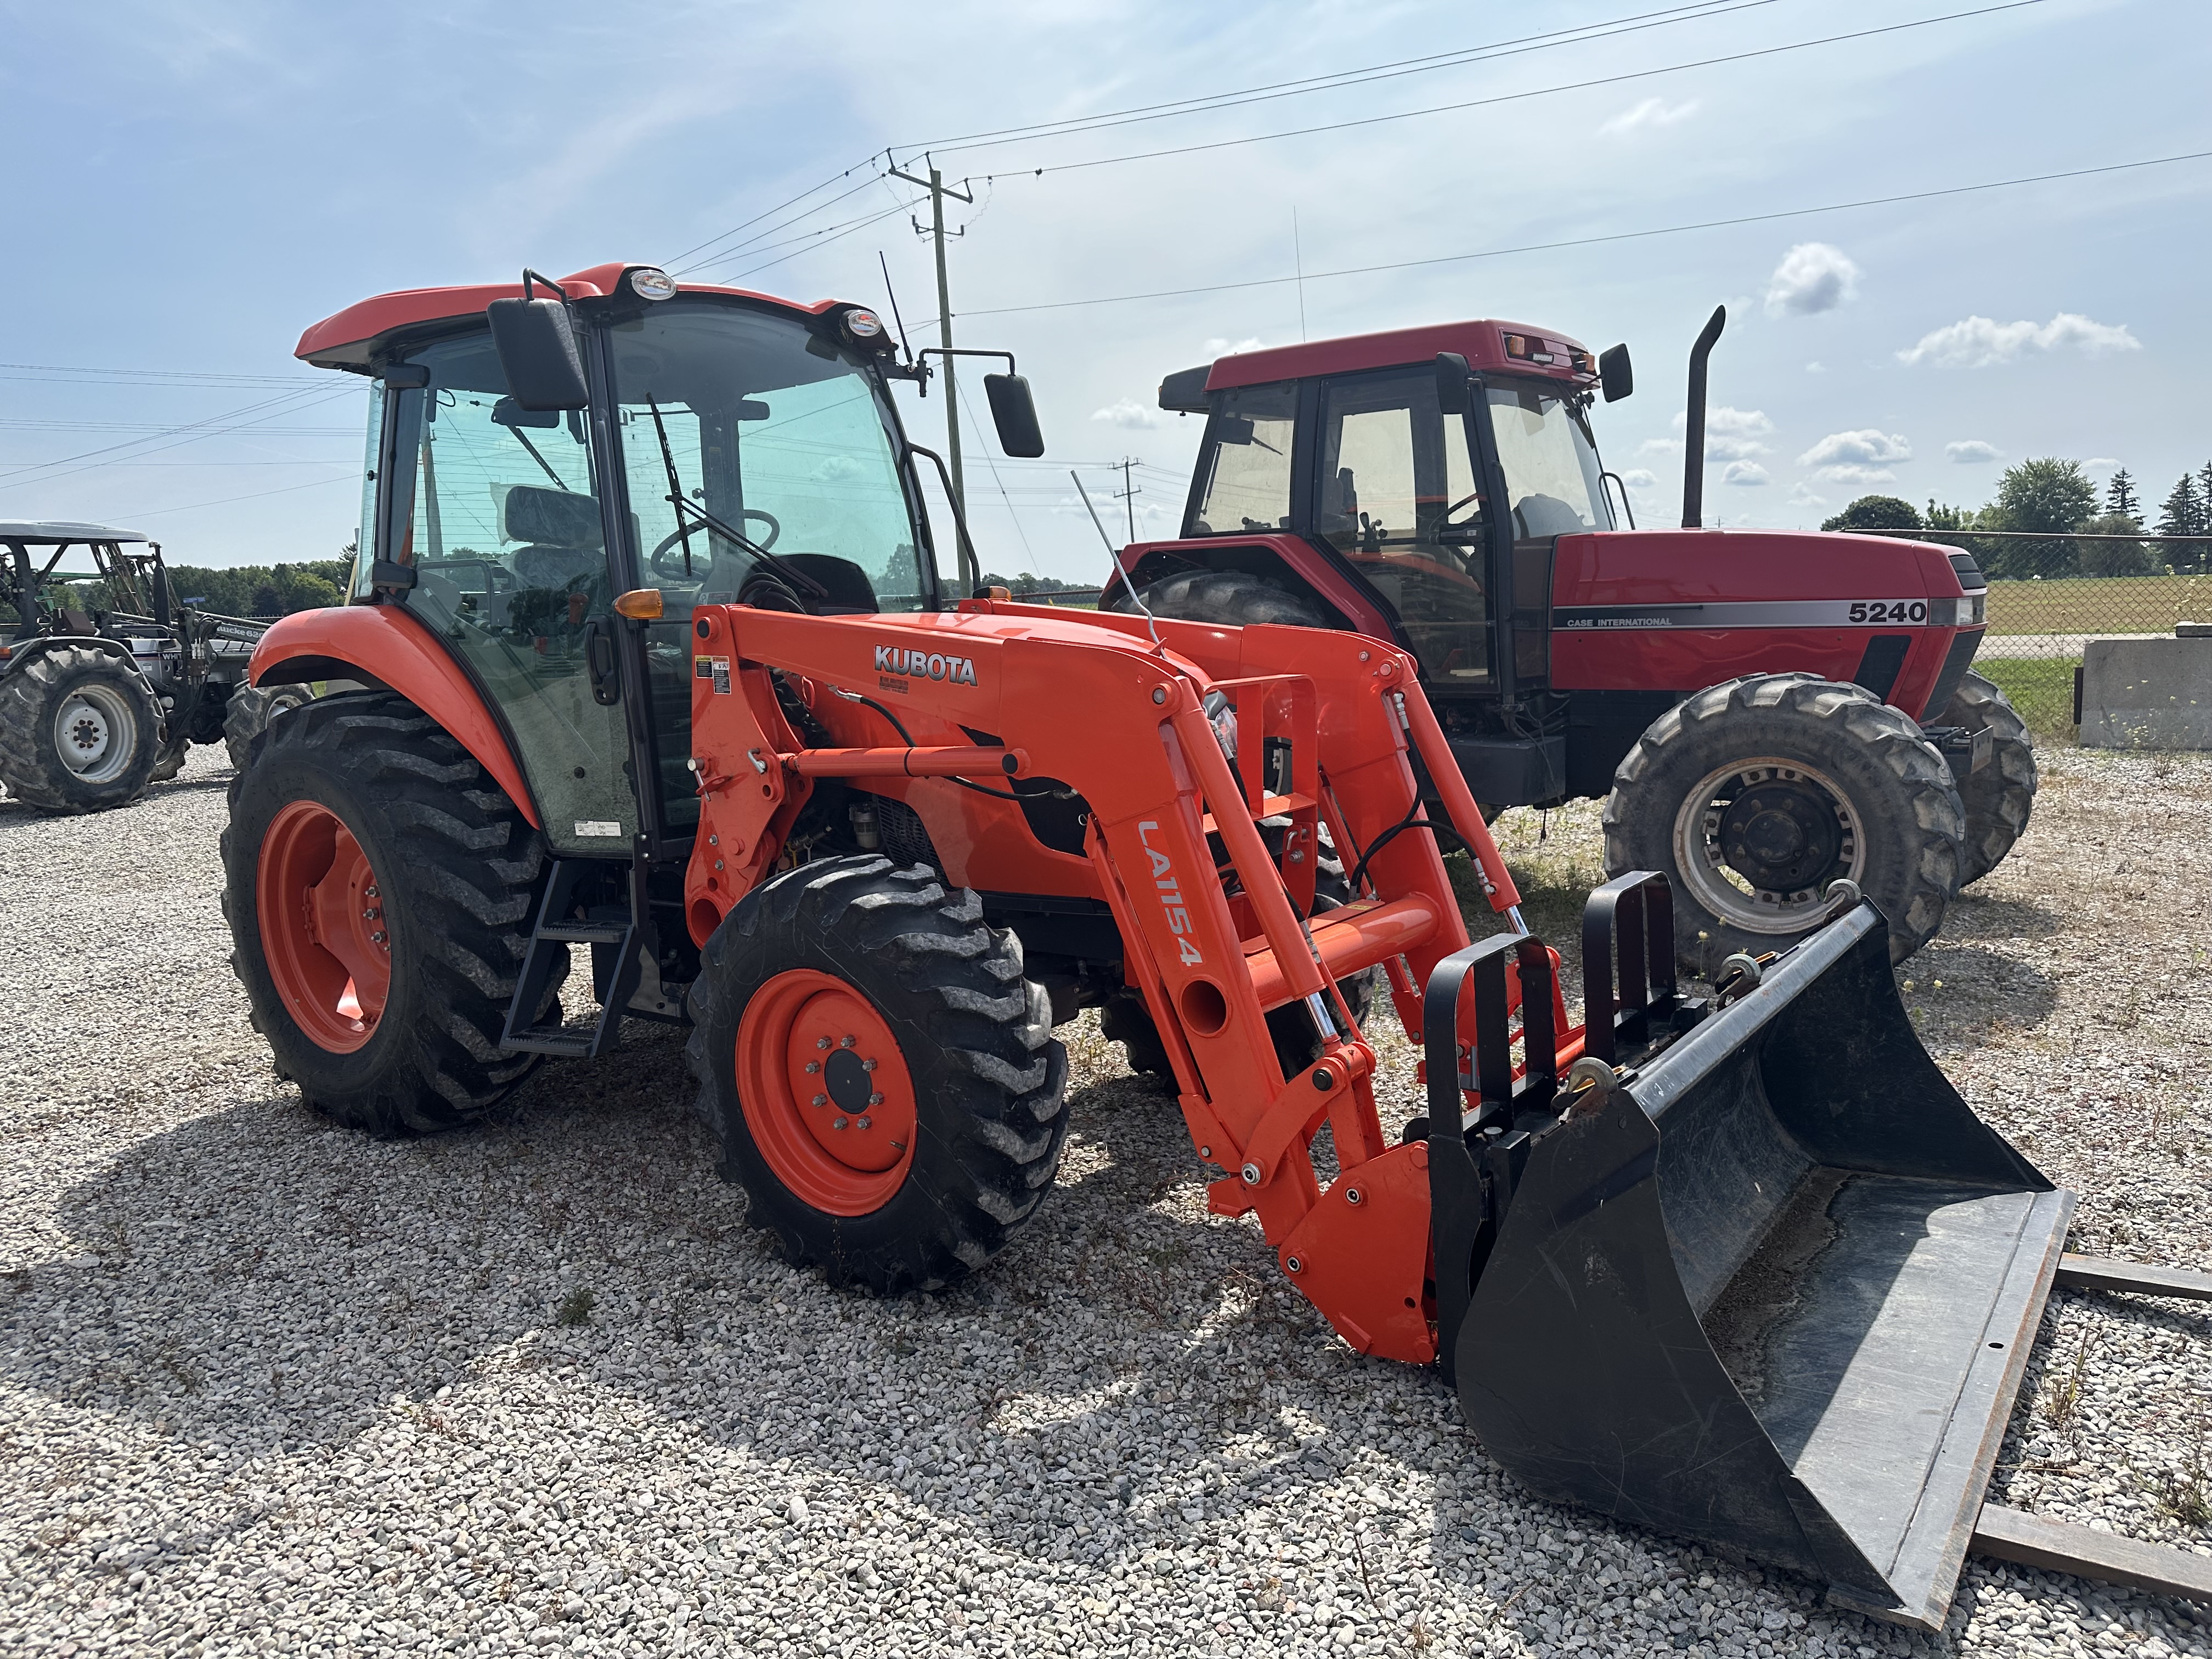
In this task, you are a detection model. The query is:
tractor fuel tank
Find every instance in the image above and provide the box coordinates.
[1431,891,2065,1629]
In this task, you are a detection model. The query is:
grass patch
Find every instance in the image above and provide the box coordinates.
[555,1286,596,1327]
[1976,656,2078,738]
[1985,573,2212,637]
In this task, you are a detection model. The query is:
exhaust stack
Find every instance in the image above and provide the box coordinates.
[1680,304,1727,529]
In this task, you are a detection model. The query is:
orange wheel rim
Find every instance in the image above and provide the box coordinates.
[257,800,391,1055]
[735,969,918,1216]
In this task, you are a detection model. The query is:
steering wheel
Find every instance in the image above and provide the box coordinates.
[649,509,781,579]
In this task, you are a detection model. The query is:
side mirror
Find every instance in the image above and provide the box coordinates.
[1600,343,1634,403]
[983,373,1045,458]
[1215,415,1257,447]
[1434,352,1473,416]
[487,296,589,411]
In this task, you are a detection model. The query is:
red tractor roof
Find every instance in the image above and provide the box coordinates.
[1205,319,1597,392]
[294,262,849,370]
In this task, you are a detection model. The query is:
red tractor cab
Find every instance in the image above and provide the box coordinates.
[1104,310,2034,973]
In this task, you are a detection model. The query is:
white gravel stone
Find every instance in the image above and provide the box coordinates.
[2,742,2209,1659]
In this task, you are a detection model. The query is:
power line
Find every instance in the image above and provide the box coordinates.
[0,384,364,493]
[947,147,2212,320]
[665,152,893,272]
[0,364,324,388]
[917,0,1780,155]
[973,0,2052,178]
[125,472,364,518]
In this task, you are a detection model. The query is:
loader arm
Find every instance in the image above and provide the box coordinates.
[682,599,1554,1362]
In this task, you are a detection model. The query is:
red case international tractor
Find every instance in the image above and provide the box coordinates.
[230,264,2082,1628]
[1104,311,2036,974]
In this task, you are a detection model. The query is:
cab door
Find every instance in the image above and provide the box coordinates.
[376,330,638,857]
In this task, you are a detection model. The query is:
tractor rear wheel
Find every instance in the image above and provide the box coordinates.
[0,644,162,812]
[1105,567,1329,628]
[1604,673,1964,976]
[1932,669,2036,886]
[687,856,1070,1293]
[221,691,562,1137]
[225,682,314,772]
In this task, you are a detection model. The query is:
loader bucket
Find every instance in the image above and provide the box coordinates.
[1429,882,2071,1630]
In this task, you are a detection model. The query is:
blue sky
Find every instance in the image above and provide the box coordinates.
[2,0,2203,580]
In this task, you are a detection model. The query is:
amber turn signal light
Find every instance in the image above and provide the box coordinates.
[614,588,665,620]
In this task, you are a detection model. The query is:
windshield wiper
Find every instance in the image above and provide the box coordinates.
[644,397,827,600]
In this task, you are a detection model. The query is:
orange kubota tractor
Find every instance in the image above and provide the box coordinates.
[228,263,2083,1629]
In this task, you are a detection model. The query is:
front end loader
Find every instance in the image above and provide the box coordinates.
[226,263,2198,1629]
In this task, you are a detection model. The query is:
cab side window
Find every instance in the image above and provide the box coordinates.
[1191,382,1298,535]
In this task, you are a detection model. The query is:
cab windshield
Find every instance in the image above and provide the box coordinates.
[607,301,931,617]
[1485,381,1615,537]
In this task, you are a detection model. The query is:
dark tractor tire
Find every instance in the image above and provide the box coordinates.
[1100,855,1378,1080]
[221,691,563,1138]
[148,733,191,783]
[1604,673,1965,977]
[1932,669,2036,887]
[0,645,162,813]
[687,856,1071,1294]
[225,682,314,773]
[1105,568,1330,629]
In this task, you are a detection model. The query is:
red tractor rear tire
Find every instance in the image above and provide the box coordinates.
[221,692,563,1137]
[687,856,1070,1293]
[1604,673,1964,976]
[1933,669,2036,887]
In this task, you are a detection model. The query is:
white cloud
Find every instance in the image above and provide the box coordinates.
[1764,244,1861,318]
[1797,428,1911,488]
[1665,405,1772,462]
[1621,468,1658,488]
[1945,439,2002,464]
[1200,336,1267,358]
[1799,430,1912,472]
[1789,483,1828,508]
[1091,398,1162,431]
[2085,456,2120,467]
[1805,362,1826,374]
[1897,312,2142,368]
[1600,97,1699,137]
[1722,461,1769,487]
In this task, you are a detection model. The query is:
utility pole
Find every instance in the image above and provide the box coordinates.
[1114,458,1142,543]
[888,160,974,524]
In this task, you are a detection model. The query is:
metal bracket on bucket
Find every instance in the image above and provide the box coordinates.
[1421,930,1561,1386]
[1581,870,1702,1063]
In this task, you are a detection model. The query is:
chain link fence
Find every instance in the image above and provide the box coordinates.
[1878,532,2212,739]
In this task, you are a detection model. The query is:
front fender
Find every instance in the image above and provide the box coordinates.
[250,604,540,827]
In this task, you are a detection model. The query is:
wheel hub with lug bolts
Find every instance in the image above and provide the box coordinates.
[740,971,922,1204]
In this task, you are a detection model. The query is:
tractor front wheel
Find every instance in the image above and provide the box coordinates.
[225,681,314,772]
[687,857,1070,1293]
[1933,669,2036,886]
[0,645,162,812]
[221,692,562,1136]
[1604,673,1965,975]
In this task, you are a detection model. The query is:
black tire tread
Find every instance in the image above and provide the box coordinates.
[1105,568,1329,628]
[0,644,161,812]
[686,857,1070,1293]
[225,682,314,773]
[220,691,561,1137]
[1936,668,2036,886]
[1604,672,1963,973]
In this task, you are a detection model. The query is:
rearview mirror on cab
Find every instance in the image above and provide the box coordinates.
[983,373,1045,459]
[1434,352,1474,416]
[488,288,589,412]
[1600,343,1633,403]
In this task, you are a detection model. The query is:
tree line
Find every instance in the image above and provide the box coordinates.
[1820,458,2212,577]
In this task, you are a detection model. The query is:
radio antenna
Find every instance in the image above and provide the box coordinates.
[877,251,915,367]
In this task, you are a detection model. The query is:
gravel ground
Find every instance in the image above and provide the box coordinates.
[3,742,2209,1659]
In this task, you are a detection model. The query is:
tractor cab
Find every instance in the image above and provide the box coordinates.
[286,263,1036,867]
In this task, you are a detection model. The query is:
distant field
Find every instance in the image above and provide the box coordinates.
[1985,573,2212,636]
[1977,654,2078,736]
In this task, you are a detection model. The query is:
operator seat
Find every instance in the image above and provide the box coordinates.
[504,486,605,591]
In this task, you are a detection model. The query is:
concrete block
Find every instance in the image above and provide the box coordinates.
[2079,636,2212,749]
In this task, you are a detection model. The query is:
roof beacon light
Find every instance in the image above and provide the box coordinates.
[844,308,887,342]
[1502,333,1532,359]
[629,267,678,301]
